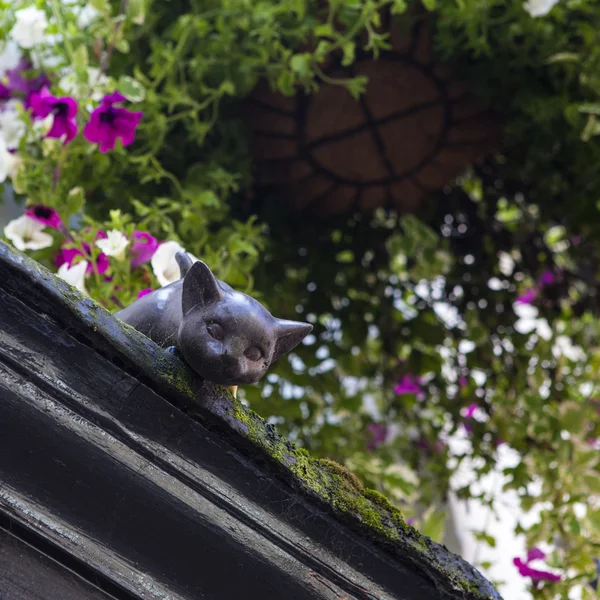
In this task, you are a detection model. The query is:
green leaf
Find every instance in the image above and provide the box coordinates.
[290,53,312,77]
[336,250,354,263]
[421,507,446,542]
[341,41,355,67]
[558,401,587,434]
[421,0,436,9]
[127,0,147,24]
[66,187,85,216]
[546,52,580,64]
[72,45,88,79]
[588,509,600,532]
[117,76,146,102]
[90,0,110,13]
[314,23,334,38]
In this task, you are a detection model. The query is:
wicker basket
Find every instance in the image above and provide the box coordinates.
[244,12,502,217]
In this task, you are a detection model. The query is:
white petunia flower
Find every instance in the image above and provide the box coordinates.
[0,136,20,183]
[59,67,108,102]
[10,7,49,49]
[57,260,88,295]
[0,39,22,73]
[75,5,100,29]
[0,137,13,183]
[4,215,53,251]
[151,241,199,287]
[0,100,26,150]
[524,0,559,17]
[96,229,130,260]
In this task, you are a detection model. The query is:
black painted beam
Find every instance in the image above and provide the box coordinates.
[0,241,502,600]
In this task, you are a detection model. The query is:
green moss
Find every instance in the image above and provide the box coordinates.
[314,458,363,491]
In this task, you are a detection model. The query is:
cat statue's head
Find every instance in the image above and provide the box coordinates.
[178,259,312,385]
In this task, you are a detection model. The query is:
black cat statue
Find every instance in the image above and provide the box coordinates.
[116,252,312,392]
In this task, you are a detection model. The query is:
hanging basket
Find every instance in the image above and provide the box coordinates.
[244,13,502,218]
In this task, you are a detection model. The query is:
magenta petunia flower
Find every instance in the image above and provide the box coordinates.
[130,231,158,269]
[367,423,389,451]
[25,205,63,230]
[56,236,109,276]
[539,271,555,286]
[394,374,424,398]
[29,87,78,144]
[513,558,561,583]
[458,375,468,388]
[137,288,153,299]
[84,92,143,153]
[516,288,538,304]
[0,82,10,102]
[527,547,546,562]
[6,59,51,108]
[463,403,478,419]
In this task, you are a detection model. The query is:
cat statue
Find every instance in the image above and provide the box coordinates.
[116,252,312,396]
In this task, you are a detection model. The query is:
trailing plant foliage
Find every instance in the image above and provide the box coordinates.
[1,1,600,598]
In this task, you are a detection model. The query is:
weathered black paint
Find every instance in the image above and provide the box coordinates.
[0,241,503,600]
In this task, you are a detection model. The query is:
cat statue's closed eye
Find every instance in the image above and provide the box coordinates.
[115,252,313,389]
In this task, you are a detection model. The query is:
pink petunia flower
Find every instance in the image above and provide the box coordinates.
[394,375,424,399]
[83,92,143,153]
[137,288,153,299]
[516,288,538,304]
[24,205,63,230]
[56,233,109,276]
[29,87,78,144]
[130,231,158,269]
[513,558,561,583]
[367,423,389,451]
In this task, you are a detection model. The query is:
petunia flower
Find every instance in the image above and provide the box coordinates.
[95,229,130,260]
[29,87,78,145]
[539,270,556,286]
[57,260,88,295]
[137,288,153,299]
[130,230,158,269]
[0,83,10,102]
[10,7,49,49]
[6,58,50,108]
[513,558,561,582]
[0,39,22,74]
[0,99,27,149]
[514,547,562,583]
[523,0,559,18]
[151,240,189,287]
[83,92,143,153]
[516,288,538,305]
[0,136,18,183]
[394,374,424,399]
[56,235,109,276]
[527,547,546,562]
[3,214,53,251]
[367,423,389,451]
[25,205,63,230]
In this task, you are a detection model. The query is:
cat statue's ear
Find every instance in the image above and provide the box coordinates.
[272,320,313,362]
[175,251,194,279]
[182,260,222,315]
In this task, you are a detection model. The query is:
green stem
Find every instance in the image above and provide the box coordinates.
[49,0,76,63]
